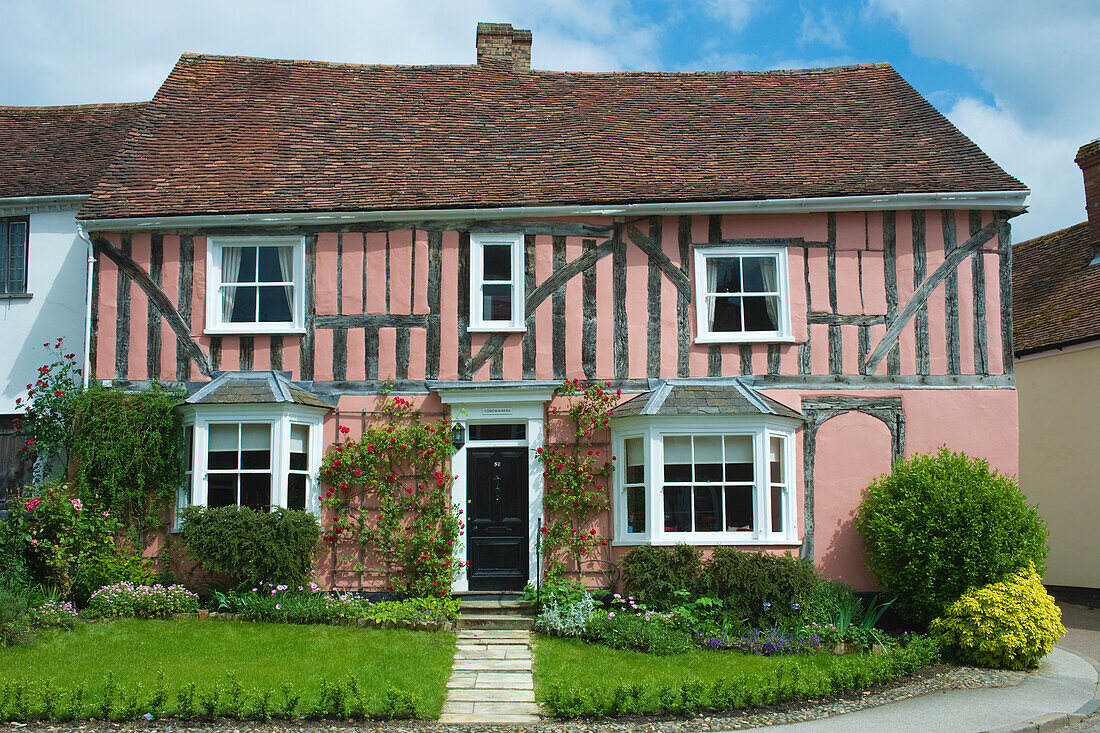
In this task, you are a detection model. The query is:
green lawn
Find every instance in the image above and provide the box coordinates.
[533,636,939,717]
[0,619,455,718]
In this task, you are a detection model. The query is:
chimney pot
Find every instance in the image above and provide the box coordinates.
[1076,139,1100,260]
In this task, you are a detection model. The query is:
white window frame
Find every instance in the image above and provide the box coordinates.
[205,236,306,335]
[693,245,792,343]
[175,403,325,530]
[469,232,526,332]
[611,415,799,546]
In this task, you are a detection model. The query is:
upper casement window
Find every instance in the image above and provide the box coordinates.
[469,232,525,332]
[0,217,29,296]
[206,236,305,334]
[693,246,791,343]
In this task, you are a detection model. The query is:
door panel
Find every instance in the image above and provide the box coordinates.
[467,448,528,591]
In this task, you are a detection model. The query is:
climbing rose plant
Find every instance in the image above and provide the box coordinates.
[14,337,80,479]
[539,379,617,583]
[319,397,462,597]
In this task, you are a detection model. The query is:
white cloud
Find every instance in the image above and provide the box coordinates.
[946,97,1086,242]
[867,0,1100,237]
[798,4,848,50]
[700,0,760,31]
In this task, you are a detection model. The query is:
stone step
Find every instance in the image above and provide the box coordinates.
[447,671,534,689]
[446,688,536,703]
[459,599,536,615]
[457,628,531,639]
[455,646,532,660]
[456,614,535,631]
[440,701,542,716]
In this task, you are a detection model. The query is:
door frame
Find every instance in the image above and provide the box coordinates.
[434,383,556,593]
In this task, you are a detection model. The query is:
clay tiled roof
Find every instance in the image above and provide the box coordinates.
[79,55,1023,220]
[183,371,334,409]
[1013,222,1100,354]
[614,380,801,419]
[0,103,147,199]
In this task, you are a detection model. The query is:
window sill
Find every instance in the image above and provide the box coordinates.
[694,334,795,344]
[612,536,800,547]
[467,325,527,334]
[204,326,307,336]
[0,292,32,300]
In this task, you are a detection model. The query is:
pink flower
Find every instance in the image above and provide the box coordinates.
[25,497,41,512]
[30,539,37,546]
[71,499,82,511]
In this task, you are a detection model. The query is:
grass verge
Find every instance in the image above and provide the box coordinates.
[0,619,455,720]
[533,635,941,717]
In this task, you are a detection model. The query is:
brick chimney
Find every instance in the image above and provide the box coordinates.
[476,22,532,72]
[1076,139,1100,260]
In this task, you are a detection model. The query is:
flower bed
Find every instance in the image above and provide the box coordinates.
[85,583,199,619]
[211,584,459,628]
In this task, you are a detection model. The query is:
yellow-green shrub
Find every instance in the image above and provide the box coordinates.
[930,564,1064,670]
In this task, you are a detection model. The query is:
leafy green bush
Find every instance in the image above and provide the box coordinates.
[84,583,199,619]
[523,575,591,610]
[535,594,596,637]
[856,447,1048,623]
[583,599,693,655]
[619,545,701,609]
[213,585,459,626]
[0,588,32,646]
[179,506,321,588]
[28,599,79,630]
[72,547,154,607]
[699,547,818,628]
[539,634,942,717]
[930,563,1064,670]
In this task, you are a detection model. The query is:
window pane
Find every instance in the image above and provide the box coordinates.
[663,436,692,482]
[257,246,290,282]
[288,474,306,511]
[693,485,722,531]
[482,243,512,281]
[694,436,723,482]
[626,486,645,533]
[624,438,644,484]
[290,424,309,454]
[663,486,692,532]
[208,474,237,507]
[482,284,512,321]
[223,246,256,284]
[771,485,784,533]
[743,296,779,331]
[769,436,784,484]
[240,473,271,511]
[742,256,776,293]
[707,257,740,293]
[208,424,238,469]
[241,424,271,470]
[725,486,754,531]
[258,286,293,322]
[227,285,258,322]
[725,436,753,482]
[710,296,742,332]
[468,423,526,440]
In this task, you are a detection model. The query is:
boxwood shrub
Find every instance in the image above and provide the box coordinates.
[855,447,1047,623]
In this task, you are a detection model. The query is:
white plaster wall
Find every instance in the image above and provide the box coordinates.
[0,208,86,414]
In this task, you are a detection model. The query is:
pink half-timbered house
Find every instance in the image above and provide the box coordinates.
[77,23,1027,592]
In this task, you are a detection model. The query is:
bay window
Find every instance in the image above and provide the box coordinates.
[613,418,797,545]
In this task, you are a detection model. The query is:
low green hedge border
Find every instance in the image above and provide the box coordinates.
[538,636,942,718]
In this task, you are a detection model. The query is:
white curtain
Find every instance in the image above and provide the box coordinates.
[760,257,779,328]
[706,258,719,330]
[221,246,243,322]
[277,246,294,316]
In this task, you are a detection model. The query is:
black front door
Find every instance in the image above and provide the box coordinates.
[467,448,528,591]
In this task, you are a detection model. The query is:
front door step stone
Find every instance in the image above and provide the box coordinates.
[441,626,541,722]
[446,688,537,702]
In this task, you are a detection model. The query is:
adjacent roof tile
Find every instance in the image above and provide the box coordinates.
[183,370,334,409]
[1012,222,1100,354]
[0,103,146,199]
[79,55,1023,220]
[613,381,801,419]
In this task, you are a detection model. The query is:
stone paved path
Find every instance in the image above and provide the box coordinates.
[440,628,541,723]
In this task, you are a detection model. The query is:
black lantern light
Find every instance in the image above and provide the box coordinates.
[451,421,466,449]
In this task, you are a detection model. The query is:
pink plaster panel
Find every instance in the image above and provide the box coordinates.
[252,336,271,372]
[387,229,412,315]
[439,231,459,380]
[218,338,240,372]
[280,335,300,379]
[860,251,887,315]
[414,230,430,315]
[812,410,891,590]
[893,212,916,375]
[595,246,614,379]
[626,229,649,379]
[691,216,709,245]
[377,327,396,380]
[835,212,866,251]
[345,328,366,381]
[191,237,207,338]
[957,219,977,375]
[786,246,808,342]
[534,235,555,381]
[865,212,884,251]
[363,233,387,314]
[807,248,830,313]
[866,323,887,375]
[95,244,118,380]
[315,233,339,316]
[809,324,829,375]
[659,216,682,376]
[984,251,1004,374]
[501,335,523,381]
[902,389,1018,474]
[564,236,584,378]
[127,234,151,381]
[779,343,800,375]
[159,236,181,378]
[724,212,828,242]
[341,233,364,316]
[834,250,863,315]
[924,223,948,375]
[897,321,916,375]
[407,327,426,381]
[752,344,769,375]
[841,325,860,375]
